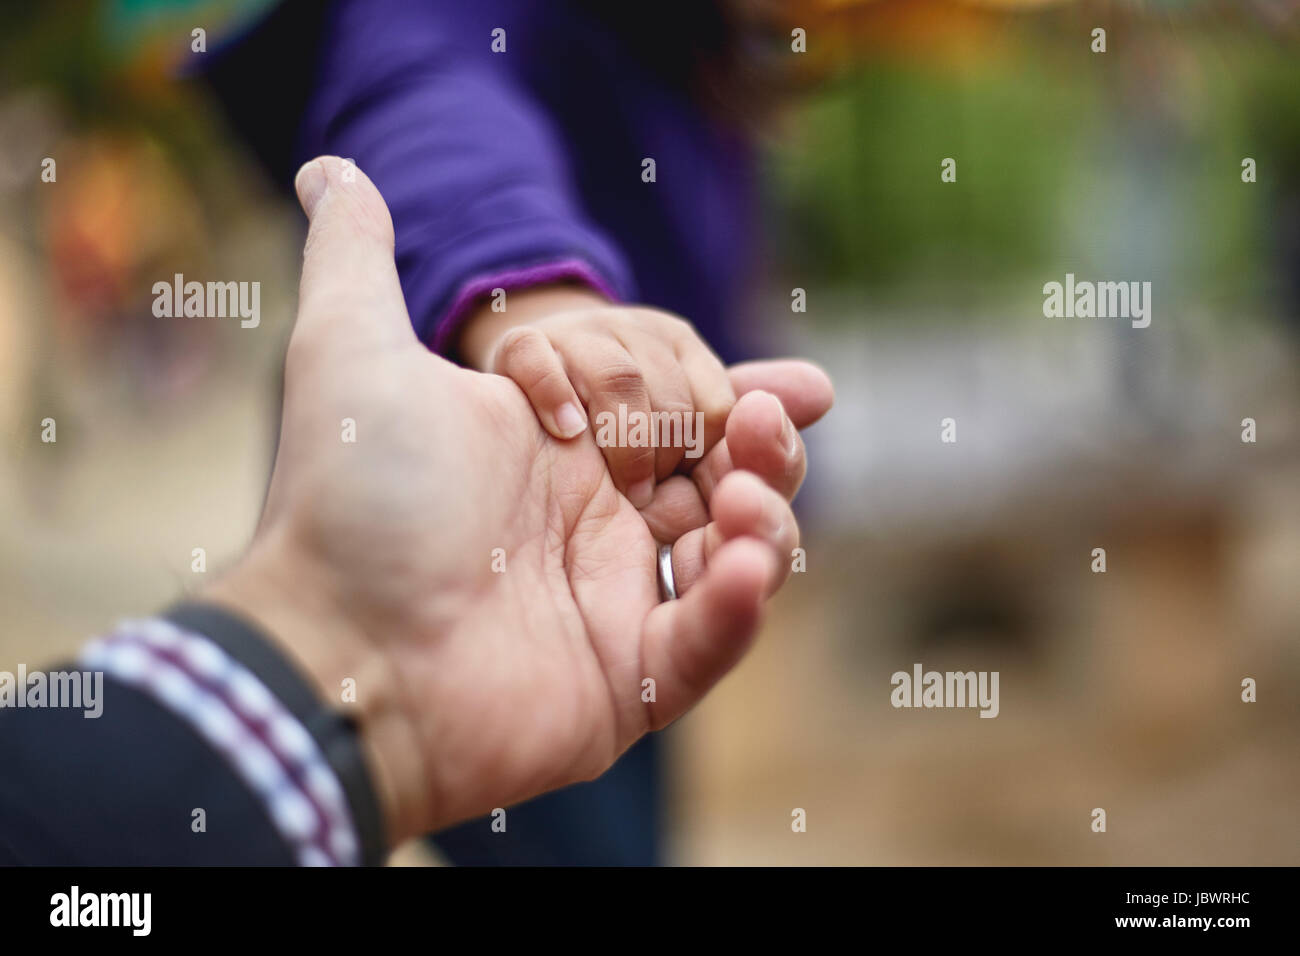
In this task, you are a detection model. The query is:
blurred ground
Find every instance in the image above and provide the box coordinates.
[667,310,1300,866]
[1,0,1297,865]
[3,274,1295,865]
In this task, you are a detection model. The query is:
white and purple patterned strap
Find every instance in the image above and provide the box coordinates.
[80,617,360,866]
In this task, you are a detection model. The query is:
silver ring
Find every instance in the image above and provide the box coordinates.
[657,543,677,602]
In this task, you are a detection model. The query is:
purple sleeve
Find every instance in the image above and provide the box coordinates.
[296,0,636,353]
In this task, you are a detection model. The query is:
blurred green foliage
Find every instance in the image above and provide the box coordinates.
[766,25,1299,320]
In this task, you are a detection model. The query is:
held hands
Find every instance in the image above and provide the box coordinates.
[207,158,832,846]
[458,285,736,508]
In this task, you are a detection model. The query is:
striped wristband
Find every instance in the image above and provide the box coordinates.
[79,614,371,866]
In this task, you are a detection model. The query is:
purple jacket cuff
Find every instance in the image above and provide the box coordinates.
[429,257,623,356]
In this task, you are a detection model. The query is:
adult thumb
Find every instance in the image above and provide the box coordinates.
[291,156,415,351]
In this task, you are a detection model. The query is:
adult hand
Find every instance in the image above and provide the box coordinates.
[207,158,833,845]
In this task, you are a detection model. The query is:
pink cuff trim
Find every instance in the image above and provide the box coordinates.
[429,258,622,356]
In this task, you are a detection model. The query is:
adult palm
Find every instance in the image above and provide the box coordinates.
[214,158,832,842]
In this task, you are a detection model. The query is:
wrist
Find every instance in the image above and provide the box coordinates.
[201,527,432,849]
[457,282,609,370]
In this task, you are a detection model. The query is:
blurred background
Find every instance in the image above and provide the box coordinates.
[1,0,1297,864]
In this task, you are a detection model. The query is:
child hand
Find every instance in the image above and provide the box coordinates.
[457,285,735,508]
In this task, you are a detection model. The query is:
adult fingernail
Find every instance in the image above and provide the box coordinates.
[556,402,587,438]
[629,477,655,509]
[294,160,327,218]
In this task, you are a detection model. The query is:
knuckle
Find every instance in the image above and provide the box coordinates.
[664,313,696,338]
[493,326,545,370]
[593,361,646,399]
[526,363,573,398]
[613,444,655,473]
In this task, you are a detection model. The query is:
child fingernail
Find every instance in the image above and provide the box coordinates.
[555,402,587,438]
[780,411,798,456]
[628,477,654,508]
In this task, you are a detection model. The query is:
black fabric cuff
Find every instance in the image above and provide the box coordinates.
[164,601,387,866]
